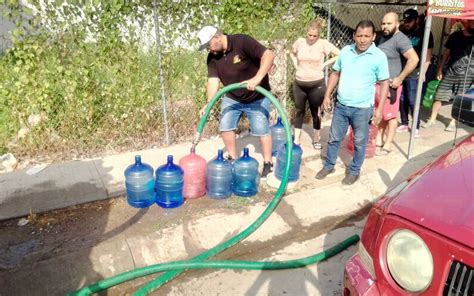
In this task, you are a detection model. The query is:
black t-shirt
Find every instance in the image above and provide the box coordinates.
[401,26,434,77]
[445,30,474,74]
[207,34,271,103]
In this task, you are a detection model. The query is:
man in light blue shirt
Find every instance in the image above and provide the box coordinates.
[316,20,390,185]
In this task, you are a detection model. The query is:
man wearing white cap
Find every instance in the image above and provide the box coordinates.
[197,25,275,179]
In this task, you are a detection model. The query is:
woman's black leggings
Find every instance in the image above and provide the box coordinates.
[292,79,326,130]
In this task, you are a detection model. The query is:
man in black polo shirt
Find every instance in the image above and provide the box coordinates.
[423,20,474,131]
[396,8,434,136]
[197,26,275,179]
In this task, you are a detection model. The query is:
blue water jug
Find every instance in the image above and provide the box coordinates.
[232,147,259,197]
[155,155,184,208]
[207,149,233,199]
[124,155,155,208]
[271,117,285,156]
[275,140,303,182]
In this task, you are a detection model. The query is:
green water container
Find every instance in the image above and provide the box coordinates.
[422,80,440,108]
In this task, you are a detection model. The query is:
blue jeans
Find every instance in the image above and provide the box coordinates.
[400,77,424,129]
[324,102,373,176]
[220,96,272,136]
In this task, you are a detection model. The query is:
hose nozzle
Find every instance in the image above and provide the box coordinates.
[191,132,202,151]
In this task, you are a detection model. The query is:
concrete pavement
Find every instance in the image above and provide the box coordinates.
[2,113,468,221]
[0,105,472,295]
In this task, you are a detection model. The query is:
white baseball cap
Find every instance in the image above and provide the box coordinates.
[197,26,218,51]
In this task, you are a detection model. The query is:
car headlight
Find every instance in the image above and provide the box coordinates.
[386,229,433,292]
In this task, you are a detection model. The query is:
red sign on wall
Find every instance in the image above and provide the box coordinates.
[428,0,474,19]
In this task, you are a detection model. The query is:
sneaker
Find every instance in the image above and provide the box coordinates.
[261,161,273,180]
[396,125,409,133]
[236,130,250,139]
[225,154,235,163]
[375,147,391,156]
[414,129,420,138]
[312,141,322,150]
[315,167,335,180]
[342,174,359,185]
[445,121,455,132]
[421,119,435,128]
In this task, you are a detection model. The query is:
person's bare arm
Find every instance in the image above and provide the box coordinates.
[373,79,389,125]
[437,48,450,80]
[322,72,340,111]
[322,47,341,68]
[289,50,298,68]
[391,48,419,88]
[200,77,220,116]
[206,77,220,102]
[244,49,274,90]
[420,48,433,82]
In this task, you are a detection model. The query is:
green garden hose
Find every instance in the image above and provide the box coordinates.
[69,83,359,296]
[134,84,294,295]
[71,235,359,295]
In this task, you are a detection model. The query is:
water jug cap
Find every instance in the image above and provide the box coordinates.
[277,117,282,124]
[125,154,153,177]
[167,155,174,164]
[217,149,224,160]
[243,147,249,157]
[135,155,142,165]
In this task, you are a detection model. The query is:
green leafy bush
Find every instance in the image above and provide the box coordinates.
[0,1,315,159]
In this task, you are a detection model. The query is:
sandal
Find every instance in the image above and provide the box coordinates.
[313,141,322,150]
[375,144,383,153]
[225,154,235,163]
[376,148,392,156]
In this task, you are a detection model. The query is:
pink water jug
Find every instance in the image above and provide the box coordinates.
[347,124,378,159]
[179,148,207,199]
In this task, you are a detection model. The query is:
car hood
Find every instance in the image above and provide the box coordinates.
[388,135,474,248]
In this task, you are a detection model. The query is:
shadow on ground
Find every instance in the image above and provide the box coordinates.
[0,159,149,296]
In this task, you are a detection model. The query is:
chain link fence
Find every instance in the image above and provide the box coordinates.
[157,40,289,146]
[1,1,449,160]
[1,3,296,160]
[312,1,446,113]
[314,2,446,56]
[155,2,448,149]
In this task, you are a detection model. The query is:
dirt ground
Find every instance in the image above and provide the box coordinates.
[0,186,369,295]
[0,190,276,272]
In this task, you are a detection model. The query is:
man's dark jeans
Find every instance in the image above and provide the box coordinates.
[400,77,424,129]
[324,102,373,176]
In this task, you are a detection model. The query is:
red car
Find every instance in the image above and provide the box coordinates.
[344,134,474,295]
